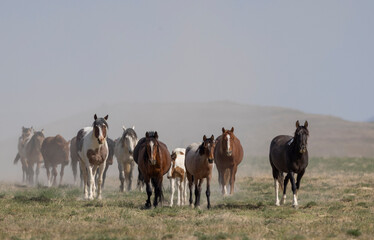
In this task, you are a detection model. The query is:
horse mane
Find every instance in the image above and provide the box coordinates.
[123,128,137,140]
[92,118,109,128]
[198,143,205,155]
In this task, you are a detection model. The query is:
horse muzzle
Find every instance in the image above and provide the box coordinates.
[208,158,214,164]
[149,159,157,165]
[226,151,232,157]
[300,148,307,154]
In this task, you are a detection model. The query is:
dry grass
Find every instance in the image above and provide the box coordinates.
[1,157,374,239]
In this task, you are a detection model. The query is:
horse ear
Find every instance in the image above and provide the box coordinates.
[304,121,309,128]
[154,131,158,139]
[296,120,300,128]
[203,135,207,141]
[122,126,126,131]
[94,114,97,120]
[210,135,214,140]
[145,132,149,138]
[231,127,234,133]
[22,126,25,130]
[104,115,109,120]
[41,129,44,134]
[132,126,135,130]
[222,127,225,133]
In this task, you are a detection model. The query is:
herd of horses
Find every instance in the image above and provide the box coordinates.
[14,114,309,209]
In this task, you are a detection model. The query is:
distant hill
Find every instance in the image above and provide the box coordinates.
[367,116,374,122]
[33,101,374,158]
[2,101,374,181]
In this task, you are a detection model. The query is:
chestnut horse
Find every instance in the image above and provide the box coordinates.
[269,120,309,208]
[134,131,171,208]
[185,135,215,209]
[115,126,138,192]
[25,130,45,185]
[76,114,109,200]
[41,135,70,186]
[214,127,243,195]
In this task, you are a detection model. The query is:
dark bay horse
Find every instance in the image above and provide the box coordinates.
[134,131,171,208]
[214,127,243,195]
[41,135,70,186]
[269,120,309,208]
[185,135,216,209]
[76,114,109,200]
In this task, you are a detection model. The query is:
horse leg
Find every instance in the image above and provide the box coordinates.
[96,163,105,200]
[177,179,182,206]
[169,178,175,207]
[195,179,204,209]
[86,165,94,200]
[46,166,51,187]
[52,166,58,186]
[296,170,305,198]
[186,170,193,207]
[281,173,290,205]
[59,164,66,186]
[35,162,41,185]
[21,158,27,183]
[229,165,238,195]
[145,178,152,208]
[72,158,78,185]
[206,175,211,209]
[137,168,144,192]
[118,161,125,192]
[128,162,134,191]
[101,163,109,189]
[289,172,298,208]
[80,161,88,200]
[183,177,188,205]
[28,164,34,185]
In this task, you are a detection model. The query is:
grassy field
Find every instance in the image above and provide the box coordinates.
[1,157,374,240]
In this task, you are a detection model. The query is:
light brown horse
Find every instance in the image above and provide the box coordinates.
[41,135,70,186]
[135,131,171,208]
[214,127,244,195]
[185,135,215,209]
[25,130,45,185]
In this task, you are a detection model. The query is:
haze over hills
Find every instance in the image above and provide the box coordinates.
[1,101,374,181]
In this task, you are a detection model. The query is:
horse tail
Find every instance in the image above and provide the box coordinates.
[14,153,20,164]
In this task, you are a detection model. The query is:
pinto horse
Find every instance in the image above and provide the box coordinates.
[269,120,309,208]
[185,135,215,209]
[76,114,109,200]
[214,127,243,195]
[115,126,138,192]
[167,148,187,207]
[134,131,171,208]
[25,129,45,185]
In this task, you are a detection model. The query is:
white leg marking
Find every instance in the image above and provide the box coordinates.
[275,179,280,206]
[169,178,175,207]
[293,194,298,208]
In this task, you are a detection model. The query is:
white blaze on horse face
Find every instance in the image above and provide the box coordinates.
[149,141,154,160]
[226,134,231,153]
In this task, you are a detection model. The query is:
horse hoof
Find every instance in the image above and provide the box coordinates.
[293,204,299,209]
[275,202,280,206]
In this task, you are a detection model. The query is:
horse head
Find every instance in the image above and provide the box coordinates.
[92,114,109,144]
[145,131,159,166]
[199,135,215,163]
[22,126,33,139]
[122,126,137,155]
[294,120,309,154]
[221,127,235,157]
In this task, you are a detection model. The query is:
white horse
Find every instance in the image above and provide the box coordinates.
[14,127,34,183]
[167,148,187,207]
[114,126,138,192]
[76,114,109,200]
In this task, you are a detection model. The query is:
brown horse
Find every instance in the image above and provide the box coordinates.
[269,120,309,208]
[25,130,45,185]
[185,135,215,209]
[41,135,70,186]
[214,127,243,195]
[135,131,171,208]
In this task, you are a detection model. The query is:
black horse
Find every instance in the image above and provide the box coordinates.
[269,120,309,208]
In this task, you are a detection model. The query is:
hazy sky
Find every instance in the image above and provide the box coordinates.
[1,1,373,140]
